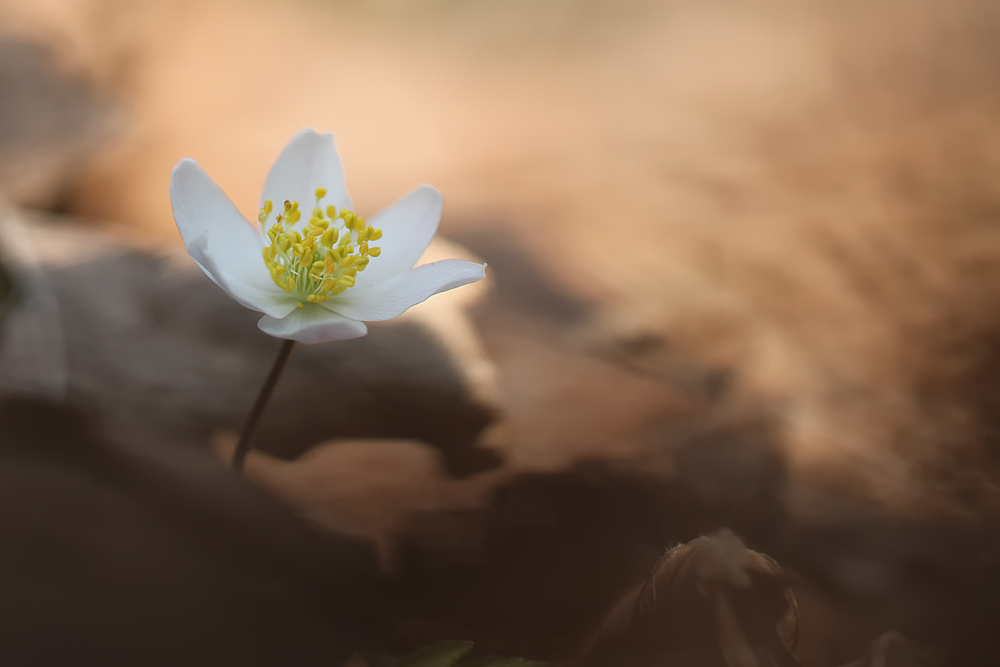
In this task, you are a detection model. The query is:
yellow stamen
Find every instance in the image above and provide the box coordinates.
[261,189,383,303]
[321,228,339,246]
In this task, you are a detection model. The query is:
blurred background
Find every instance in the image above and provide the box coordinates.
[0,0,999,665]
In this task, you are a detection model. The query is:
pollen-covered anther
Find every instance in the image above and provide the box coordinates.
[257,186,383,305]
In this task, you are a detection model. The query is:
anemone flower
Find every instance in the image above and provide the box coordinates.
[169,129,486,344]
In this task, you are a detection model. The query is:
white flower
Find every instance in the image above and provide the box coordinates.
[169,129,486,344]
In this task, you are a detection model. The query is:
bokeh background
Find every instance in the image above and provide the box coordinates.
[1,0,999,665]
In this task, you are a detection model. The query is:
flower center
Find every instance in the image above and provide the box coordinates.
[259,187,382,307]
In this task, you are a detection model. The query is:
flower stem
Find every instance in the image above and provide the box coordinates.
[232,339,296,472]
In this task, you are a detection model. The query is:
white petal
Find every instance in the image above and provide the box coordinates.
[355,185,443,288]
[170,159,296,319]
[257,306,368,344]
[171,159,266,279]
[260,130,351,218]
[329,259,486,322]
[188,237,299,320]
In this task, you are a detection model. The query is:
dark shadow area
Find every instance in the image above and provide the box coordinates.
[0,396,386,666]
[388,409,792,661]
[388,416,1000,666]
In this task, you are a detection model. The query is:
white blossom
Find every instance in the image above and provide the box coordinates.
[170,129,486,343]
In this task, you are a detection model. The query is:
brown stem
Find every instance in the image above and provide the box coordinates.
[232,338,296,472]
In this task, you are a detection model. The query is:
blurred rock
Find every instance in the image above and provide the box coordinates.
[0,206,502,476]
[0,396,384,666]
[0,38,115,208]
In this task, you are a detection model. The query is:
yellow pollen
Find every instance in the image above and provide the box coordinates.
[257,189,383,303]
